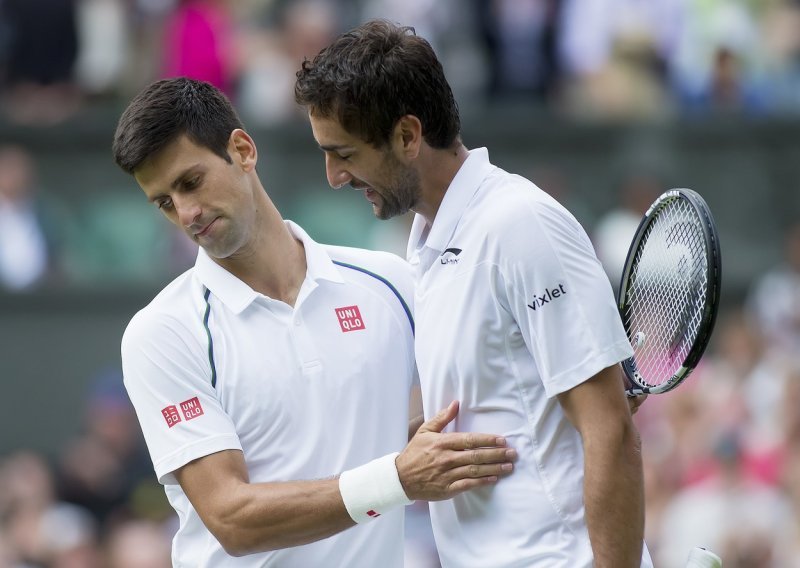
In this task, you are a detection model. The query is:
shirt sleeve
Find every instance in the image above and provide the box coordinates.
[498,198,633,397]
[121,308,242,485]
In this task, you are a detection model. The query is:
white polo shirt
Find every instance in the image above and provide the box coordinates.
[122,221,416,568]
[407,148,652,567]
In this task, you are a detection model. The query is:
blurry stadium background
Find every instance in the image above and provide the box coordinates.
[2,0,800,566]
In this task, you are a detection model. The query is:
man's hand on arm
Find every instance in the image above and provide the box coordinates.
[175,400,515,557]
[558,365,645,568]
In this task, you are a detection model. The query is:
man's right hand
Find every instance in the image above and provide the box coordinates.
[395,400,516,501]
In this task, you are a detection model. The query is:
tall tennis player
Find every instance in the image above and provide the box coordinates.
[296,20,652,567]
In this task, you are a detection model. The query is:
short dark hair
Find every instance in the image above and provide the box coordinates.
[113,77,244,174]
[294,19,461,149]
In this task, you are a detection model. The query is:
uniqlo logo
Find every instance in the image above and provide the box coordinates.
[180,397,204,421]
[161,405,181,428]
[335,305,365,332]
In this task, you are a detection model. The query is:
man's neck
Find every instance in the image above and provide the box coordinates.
[214,201,308,307]
[414,143,469,226]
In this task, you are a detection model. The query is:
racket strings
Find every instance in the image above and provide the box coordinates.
[623,199,708,387]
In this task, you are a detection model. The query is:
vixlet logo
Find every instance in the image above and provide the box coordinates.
[527,283,567,311]
[440,248,462,265]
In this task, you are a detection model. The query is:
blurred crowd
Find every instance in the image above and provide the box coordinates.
[2,0,800,127]
[631,223,800,567]
[3,1,800,567]
[0,370,175,568]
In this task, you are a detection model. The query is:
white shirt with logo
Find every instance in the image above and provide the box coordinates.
[407,148,653,567]
[122,221,416,567]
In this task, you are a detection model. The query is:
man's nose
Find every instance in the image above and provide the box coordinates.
[174,194,202,227]
[325,154,352,189]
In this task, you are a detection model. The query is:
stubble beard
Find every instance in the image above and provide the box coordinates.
[376,160,421,221]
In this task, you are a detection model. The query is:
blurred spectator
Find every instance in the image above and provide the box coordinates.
[237,0,338,125]
[592,169,662,291]
[54,369,163,528]
[104,518,172,568]
[160,0,238,96]
[558,0,679,120]
[761,0,800,113]
[690,310,797,485]
[0,0,81,125]
[361,0,450,54]
[669,0,769,115]
[74,0,131,97]
[0,145,53,291]
[474,0,562,103]
[747,221,800,355]
[656,429,796,568]
[123,0,177,94]
[0,451,102,567]
[775,367,800,566]
[37,503,102,568]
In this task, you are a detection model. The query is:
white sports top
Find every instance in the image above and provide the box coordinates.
[122,221,416,567]
[407,148,652,567]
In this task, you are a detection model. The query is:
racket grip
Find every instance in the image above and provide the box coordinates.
[685,547,722,567]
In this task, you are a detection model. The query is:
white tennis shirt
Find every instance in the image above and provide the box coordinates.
[122,221,416,567]
[407,148,653,567]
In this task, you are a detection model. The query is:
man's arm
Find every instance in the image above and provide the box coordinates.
[175,400,515,556]
[557,364,644,568]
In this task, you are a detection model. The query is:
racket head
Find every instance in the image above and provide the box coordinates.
[617,188,722,395]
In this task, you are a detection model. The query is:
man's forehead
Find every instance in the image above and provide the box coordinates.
[134,136,204,187]
[309,113,358,144]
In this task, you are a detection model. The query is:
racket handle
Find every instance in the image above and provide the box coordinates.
[685,547,722,568]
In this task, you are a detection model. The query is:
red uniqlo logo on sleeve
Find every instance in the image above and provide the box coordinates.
[335,305,365,332]
[161,405,181,428]
[180,397,204,421]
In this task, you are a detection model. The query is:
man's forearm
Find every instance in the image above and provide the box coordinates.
[179,465,357,556]
[583,424,645,568]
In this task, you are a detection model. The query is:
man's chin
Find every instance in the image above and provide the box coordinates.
[376,204,410,221]
[376,207,395,221]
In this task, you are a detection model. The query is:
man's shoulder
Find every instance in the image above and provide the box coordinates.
[123,269,202,340]
[475,173,579,235]
[323,244,413,284]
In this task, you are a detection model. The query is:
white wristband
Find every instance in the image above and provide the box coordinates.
[338,452,413,523]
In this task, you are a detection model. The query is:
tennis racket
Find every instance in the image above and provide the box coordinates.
[618,188,722,396]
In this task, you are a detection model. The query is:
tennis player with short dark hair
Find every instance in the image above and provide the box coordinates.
[112,77,516,567]
[295,19,652,567]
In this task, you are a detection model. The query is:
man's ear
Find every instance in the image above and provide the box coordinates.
[229,129,257,171]
[393,115,422,160]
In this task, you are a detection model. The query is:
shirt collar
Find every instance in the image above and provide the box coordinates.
[407,147,494,258]
[194,220,344,314]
